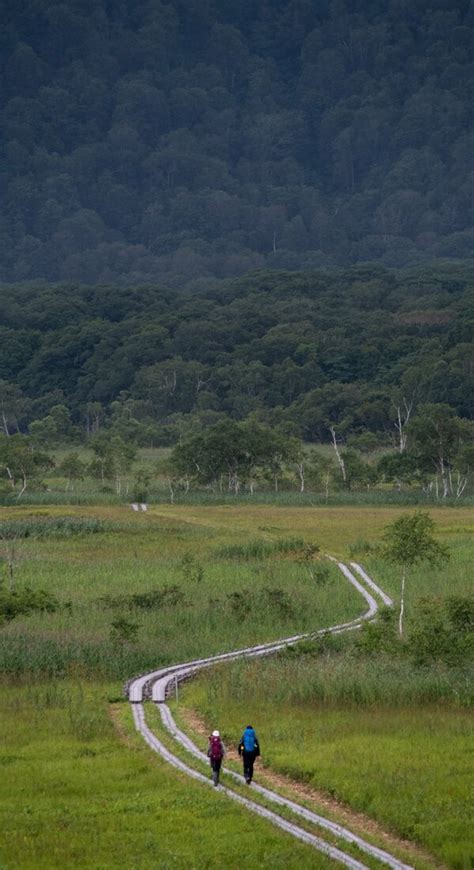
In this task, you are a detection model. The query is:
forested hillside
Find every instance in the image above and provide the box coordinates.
[1,0,474,287]
[0,265,472,444]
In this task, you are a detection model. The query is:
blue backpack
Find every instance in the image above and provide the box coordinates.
[243,728,256,752]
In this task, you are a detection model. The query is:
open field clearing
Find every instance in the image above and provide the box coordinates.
[0,503,472,868]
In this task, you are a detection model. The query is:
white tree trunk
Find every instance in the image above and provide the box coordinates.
[399,568,406,637]
[329,426,346,482]
[455,472,468,499]
[439,457,450,498]
[393,396,414,453]
[5,465,15,488]
[296,461,305,493]
[17,474,27,499]
[1,410,10,437]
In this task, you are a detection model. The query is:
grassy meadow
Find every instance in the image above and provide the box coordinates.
[0,681,325,870]
[179,679,472,869]
[0,503,472,868]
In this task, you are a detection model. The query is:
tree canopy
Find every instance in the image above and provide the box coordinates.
[1,0,474,286]
[0,266,471,445]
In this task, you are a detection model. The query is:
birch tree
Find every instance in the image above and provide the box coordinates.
[408,404,473,498]
[0,435,54,498]
[382,511,449,636]
[328,425,346,483]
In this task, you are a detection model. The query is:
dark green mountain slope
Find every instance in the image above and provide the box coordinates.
[1,0,474,286]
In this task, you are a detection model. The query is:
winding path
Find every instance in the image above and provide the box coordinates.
[127,560,413,870]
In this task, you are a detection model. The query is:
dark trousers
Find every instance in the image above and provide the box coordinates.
[210,758,222,785]
[242,750,256,782]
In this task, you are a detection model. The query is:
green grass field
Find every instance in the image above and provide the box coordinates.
[0,681,325,870]
[182,676,472,868]
[0,503,472,868]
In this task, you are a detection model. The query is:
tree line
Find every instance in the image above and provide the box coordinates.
[1,0,474,286]
[0,405,472,500]
[0,266,472,446]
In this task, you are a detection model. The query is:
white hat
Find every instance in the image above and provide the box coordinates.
[212,730,220,737]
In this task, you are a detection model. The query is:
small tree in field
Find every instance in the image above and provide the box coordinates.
[382,511,450,636]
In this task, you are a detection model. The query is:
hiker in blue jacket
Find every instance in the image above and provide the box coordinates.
[238,724,260,784]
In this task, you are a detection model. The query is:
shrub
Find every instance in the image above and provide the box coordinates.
[110,618,141,646]
[0,587,58,624]
[407,596,474,667]
[98,584,185,610]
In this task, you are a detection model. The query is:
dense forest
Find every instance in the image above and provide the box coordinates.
[1,0,474,286]
[0,265,472,447]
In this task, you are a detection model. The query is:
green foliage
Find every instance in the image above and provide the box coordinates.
[0,586,58,624]
[0,516,106,539]
[171,419,298,493]
[0,270,472,498]
[407,596,473,667]
[59,452,86,485]
[1,3,474,289]
[179,552,204,584]
[355,607,399,656]
[347,538,375,557]
[0,433,54,496]
[226,585,295,620]
[215,537,306,560]
[99,584,185,611]
[382,511,450,569]
[356,595,474,668]
[109,618,140,646]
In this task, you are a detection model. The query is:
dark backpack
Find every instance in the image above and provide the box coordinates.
[209,736,223,760]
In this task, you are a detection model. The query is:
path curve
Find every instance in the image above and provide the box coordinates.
[127,560,412,870]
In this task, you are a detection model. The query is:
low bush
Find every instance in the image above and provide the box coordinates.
[356,596,474,667]
[98,584,186,611]
[0,587,58,624]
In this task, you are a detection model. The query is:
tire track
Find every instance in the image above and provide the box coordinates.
[127,560,412,870]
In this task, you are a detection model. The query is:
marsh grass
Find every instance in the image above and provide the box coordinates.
[0,515,109,538]
[0,504,471,678]
[196,649,473,709]
[0,508,361,677]
[214,536,307,560]
[0,679,325,869]
[183,674,473,868]
[0,503,472,868]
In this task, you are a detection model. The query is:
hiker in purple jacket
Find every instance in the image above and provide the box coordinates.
[207,729,225,786]
[238,724,260,784]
